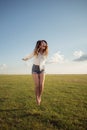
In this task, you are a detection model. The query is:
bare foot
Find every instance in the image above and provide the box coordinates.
[36,96,41,105]
[38,96,41,105]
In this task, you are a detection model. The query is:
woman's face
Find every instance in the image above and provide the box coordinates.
[40,41,47,50]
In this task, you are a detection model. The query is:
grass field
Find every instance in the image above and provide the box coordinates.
[0,74,87,130]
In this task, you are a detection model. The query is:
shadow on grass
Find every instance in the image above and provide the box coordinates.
[0,108,66,129]
[0,98,9,102]
[1,107,86,130]
[0,108,27,112]
[20,111,67,129]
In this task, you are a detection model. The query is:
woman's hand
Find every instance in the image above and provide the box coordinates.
[22,58,27,61]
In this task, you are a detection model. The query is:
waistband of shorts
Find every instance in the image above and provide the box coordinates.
[33,64,39,67]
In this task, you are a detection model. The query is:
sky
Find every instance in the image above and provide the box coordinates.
[0,0,87,74]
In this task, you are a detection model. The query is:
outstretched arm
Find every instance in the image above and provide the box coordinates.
[22,51,34,61]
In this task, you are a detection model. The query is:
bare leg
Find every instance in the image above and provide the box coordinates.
[32,73,40,105]
[39,73,45,104]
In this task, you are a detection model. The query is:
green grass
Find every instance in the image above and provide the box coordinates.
[0,74,87,130]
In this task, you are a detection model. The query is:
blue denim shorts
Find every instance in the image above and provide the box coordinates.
[32,64,45,74]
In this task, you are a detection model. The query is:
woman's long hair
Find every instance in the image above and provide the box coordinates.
[34,40,48,56]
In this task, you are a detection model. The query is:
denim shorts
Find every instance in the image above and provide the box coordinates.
[32,64,45,74]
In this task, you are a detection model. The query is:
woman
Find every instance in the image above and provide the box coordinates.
[22,40,48,105]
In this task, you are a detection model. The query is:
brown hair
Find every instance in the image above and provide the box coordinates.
[34,40,48,56]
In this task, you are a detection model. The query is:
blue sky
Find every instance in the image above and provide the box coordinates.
[0,0,87,74]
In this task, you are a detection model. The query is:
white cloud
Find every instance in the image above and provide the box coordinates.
[73,50,84,58]
[0,64,8,74]
[73,50,87,62]
[74,54,87,61]
[0,64,7,70]
[47,51,66,64]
